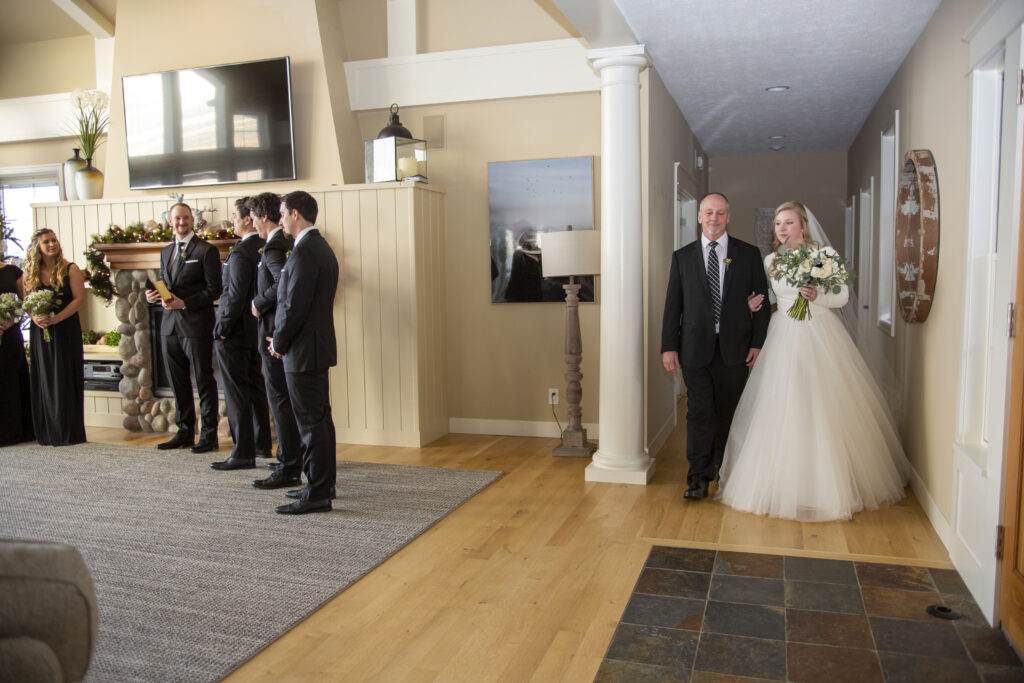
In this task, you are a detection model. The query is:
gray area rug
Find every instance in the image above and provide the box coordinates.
[0,442,501,682]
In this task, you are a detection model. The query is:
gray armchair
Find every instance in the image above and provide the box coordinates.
[0,539,97,683]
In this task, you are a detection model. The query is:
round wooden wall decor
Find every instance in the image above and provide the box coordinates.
[895,149,939,323]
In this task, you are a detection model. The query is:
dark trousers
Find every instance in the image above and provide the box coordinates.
[681,338,749,486]
[285,369,336,500]
[260,349,302,476]
[164,334,218,441]
[215,340,270,459]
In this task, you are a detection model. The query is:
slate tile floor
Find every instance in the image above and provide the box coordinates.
[597,547,1024,682]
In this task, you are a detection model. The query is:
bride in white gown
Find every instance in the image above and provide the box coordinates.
[716,201,910,522]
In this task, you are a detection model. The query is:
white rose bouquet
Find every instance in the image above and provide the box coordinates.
[22,289,61,342]
[0,292,23,345]
[70,89,110,160]
[771,243,853,320]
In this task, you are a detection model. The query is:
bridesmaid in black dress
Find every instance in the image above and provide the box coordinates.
[0,260,33,446]
[22,228,87,446]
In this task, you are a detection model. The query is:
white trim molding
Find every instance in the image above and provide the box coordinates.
[0,93,72,144]
[966,0,1024,69]
[344,38,600,111]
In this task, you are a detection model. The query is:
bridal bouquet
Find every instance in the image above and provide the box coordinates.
[0,292,23,345]
[22,289,61,342]
[772,244,852,320]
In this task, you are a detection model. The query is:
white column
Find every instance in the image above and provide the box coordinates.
[585,45,655,485]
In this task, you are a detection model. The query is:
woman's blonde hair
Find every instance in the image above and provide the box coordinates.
[769,201,819,276]
[23,228,70,293]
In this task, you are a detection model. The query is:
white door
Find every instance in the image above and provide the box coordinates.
[953,17,1024,624]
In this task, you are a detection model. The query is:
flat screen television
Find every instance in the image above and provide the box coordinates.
[122,57,296,189]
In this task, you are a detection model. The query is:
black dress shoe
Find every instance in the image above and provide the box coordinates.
[156,433,194,450]
[252,470,302,489]
[255,449,274,459]
[285,486,336,500]
[210,457,256,470]
[275,497,331,515]
[266,462,281,470]
[683,480,709,500]
[191,439,219,454]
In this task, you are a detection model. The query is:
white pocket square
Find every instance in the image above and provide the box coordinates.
[185,259,199,264]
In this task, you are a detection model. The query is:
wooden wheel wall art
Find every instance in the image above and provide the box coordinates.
[895,149,939,323]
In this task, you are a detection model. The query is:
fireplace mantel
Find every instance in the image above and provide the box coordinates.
[92,240,237,270]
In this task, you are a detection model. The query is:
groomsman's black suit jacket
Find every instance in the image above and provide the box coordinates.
[272,228,339,373]
[159,236,222,339]
[252,228,293,346]
[661,236,770,367]
[213,234,264,346]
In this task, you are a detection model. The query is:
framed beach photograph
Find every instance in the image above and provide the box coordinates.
[488,156,596,303]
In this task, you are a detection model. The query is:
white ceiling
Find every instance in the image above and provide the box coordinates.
[611,0,943,157]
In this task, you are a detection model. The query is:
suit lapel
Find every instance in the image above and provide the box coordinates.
[721,240,735,299]
[691,242,710,297]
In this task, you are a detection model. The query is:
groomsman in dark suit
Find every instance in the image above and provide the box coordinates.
[247,192,307,494]
[268,191,338,514]
[210,198,271,470]
[661,192,771,500]
[146,202,223,452]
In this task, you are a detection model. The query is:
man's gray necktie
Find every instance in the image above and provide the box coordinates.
[708,241,721,324]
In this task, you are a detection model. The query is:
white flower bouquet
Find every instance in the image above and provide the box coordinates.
[22,289,61,341]
[70,89,110,160]
[771,243,853,320]
[0,292,23,345]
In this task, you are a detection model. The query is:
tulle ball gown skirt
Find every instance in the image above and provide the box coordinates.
[716,303,910,522]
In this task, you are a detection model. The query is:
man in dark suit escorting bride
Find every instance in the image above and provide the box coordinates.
[661,192,771,501]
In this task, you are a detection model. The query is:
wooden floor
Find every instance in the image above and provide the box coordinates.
[89,409,950,682]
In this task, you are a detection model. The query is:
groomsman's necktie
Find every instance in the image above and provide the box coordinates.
[708,241,721,324]
[172,241,186,278]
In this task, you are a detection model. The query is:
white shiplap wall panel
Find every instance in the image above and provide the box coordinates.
[34,182,446,447]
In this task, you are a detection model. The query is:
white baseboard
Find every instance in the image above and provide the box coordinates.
[909,461,952,552]
[449,417,598,440]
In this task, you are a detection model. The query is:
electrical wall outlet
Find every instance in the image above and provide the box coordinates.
[548,388,559,405]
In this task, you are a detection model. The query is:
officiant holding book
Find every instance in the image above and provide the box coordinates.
[146,202,222,453]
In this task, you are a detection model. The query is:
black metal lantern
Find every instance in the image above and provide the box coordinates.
[364,103,427,183]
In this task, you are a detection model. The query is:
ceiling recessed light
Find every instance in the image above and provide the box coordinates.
[765,86,790,93]
[769,145,785,152]
[769,135,785,140]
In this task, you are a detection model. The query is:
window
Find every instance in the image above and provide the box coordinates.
[877,111,899,336]
[0,166,61,262]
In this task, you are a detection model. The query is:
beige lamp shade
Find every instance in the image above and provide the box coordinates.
[541,229,601,277]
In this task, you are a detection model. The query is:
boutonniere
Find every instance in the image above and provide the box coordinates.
[178,248,186,260]
[228,246,234,254]
[723,257,733,270]
[285,250,292,259]
[258,247,264,255]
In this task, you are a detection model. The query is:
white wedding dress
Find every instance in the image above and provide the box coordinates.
[716,252,910,522]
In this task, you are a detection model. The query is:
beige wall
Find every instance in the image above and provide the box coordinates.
[644,67,705,452]
[357,93,603,425]
[846,0,986,520]
[708,151,848,248]
[420,0,573,52]
[0,35,95,99]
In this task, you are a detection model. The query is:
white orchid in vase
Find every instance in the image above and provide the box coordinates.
[70,89,110,161]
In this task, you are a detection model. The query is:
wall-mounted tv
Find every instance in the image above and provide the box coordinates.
[122,57,296,190]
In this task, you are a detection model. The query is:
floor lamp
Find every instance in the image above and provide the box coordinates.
[541,227,600,458]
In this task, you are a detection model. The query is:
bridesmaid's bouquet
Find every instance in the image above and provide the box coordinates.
[772,244,853,320]
[0,292,23,345]
[22,289,61,342]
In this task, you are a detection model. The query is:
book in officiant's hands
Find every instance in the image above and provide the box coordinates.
[145,278,173,302]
